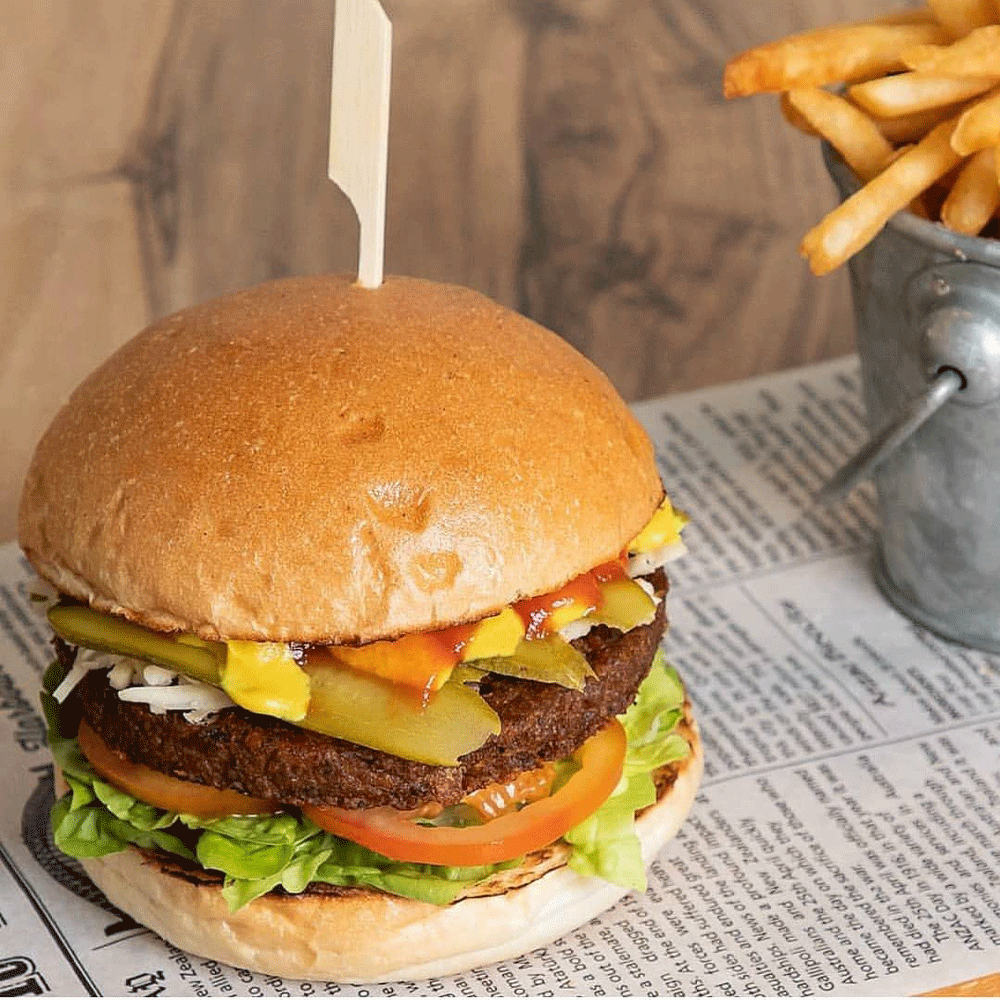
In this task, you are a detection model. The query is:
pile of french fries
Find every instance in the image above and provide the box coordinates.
[724,2,1000,274]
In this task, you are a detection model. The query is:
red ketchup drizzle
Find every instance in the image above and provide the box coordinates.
[513,558,627,639]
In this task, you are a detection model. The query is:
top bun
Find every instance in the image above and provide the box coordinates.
[19,274,662,643]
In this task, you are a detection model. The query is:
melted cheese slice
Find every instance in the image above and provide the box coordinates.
[459,608,525,661]
[629,496,688,553]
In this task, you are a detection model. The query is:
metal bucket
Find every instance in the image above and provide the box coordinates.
[824,144,1000,654]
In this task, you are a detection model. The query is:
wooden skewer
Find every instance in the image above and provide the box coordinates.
[328,0,392,289]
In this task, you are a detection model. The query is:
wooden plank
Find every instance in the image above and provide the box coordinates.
[0,0,176,542]
[2,0,923,541]
[386,0,527,304]
[513,0,900,399]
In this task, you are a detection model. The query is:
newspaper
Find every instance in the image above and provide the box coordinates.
[2,355,999,997]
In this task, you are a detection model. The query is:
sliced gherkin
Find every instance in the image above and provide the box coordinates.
[471,634,594,691]
[304,660,500,765]
[579,578,655,632]
[449,663,488,685]
[46,603,501,765]
[47,605,223,684]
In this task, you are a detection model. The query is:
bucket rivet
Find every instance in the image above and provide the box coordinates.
[910,264,1000,408]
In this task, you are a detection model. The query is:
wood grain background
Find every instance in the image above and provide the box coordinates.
[1,0,910,542]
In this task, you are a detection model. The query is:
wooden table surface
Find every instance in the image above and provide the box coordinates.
[1,0,901,544]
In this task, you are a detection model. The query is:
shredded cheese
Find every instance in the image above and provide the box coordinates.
[52,648,234,723]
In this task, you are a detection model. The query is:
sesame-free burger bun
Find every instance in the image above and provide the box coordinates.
[19,274,662,644]
[75,712,702,984]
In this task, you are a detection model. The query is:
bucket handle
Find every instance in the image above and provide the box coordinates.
[817,261,1000,506]
[815,367,963,505]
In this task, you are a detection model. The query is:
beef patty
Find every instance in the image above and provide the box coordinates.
[70,570,667,810]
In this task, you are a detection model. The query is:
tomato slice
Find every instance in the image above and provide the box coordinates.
[77,721,280,818]
[463,761,557,821]
[302,719,627,866]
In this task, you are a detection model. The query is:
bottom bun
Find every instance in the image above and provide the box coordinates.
[80,715,702,984]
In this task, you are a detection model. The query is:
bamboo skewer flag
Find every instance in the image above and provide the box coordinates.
[328,0,392,289]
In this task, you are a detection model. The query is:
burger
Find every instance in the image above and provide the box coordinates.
[19,273,702,983]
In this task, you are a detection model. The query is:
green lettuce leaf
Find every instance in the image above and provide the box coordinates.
[564,651,690,890]
[44,650,690,909]
[46,738,516,911]
[197,832,294,880]
[52,795,195,860]
[92,779,180,831]
[183,811,309,845]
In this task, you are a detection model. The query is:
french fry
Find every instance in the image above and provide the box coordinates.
[849,72,995,117]
[873,102,966,142]
[800,114,965,275]
[903,24,1000,74]
[726,4,1000,268]
[723,22,948,97]
[928,0,999,38]
[941,147,1000,232]
[876,6,938,25]
[784,89,894,182]
[779,92,819,136]
[869,144,933,216]
[883,144,916,166]
[951,87,1000,152]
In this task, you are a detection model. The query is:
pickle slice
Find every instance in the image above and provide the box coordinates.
[582,578,656,632]
[48,604,501,765]
[472,634,595,691]
[47,605,223,685]
[304,661,500,765]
